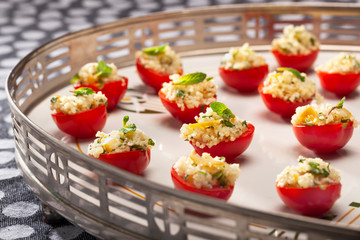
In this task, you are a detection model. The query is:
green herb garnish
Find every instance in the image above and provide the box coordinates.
[308,161,330,177]
[172,72,209,85]
[50,96,58,103]
[148,138,155,146]
[71,87,95,97]
[212,170,223,179]
[277,67,305,82]
[96,60,113,78]
[328,97,346,115]
[300,122,315,126]
[70,73,80,83]
[241,120,248,128]
[221,120,234,127]
[176,90,185,99]
[210,102,235,120]
[131,145,145,151]
[310,37,315,46]
[142,43,169,56]
[198,170,207,176]
[120,115,137,134]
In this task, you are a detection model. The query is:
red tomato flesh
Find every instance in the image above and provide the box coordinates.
[258,83,313,118]
[136,58,183,91]
[190,123,255,161]
[74,78,128,111]
[171,165,234,201]
[292,122,354,153]
[158,89,213,123]
[51,105,107,138]
[92,149,150,175]
[316,71,360,96]
[271,49,319,72]
[219,64,269,92]
[276,182,341,217]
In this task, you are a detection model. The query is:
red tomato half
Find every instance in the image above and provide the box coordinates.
[271,49,319,72]
[316,70,360,96]
[171,165,234,200]
[92,149,150,175]
[190,123,255,160]
[276,182,341,217]
[158,89,214,123]
[136,58,183,91]
[74,78,128,111]
[51,105,107,138]
[258,83,313,118]
[219,65,269,92]
[292,122,354,153]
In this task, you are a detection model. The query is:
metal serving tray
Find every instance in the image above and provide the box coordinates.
[6,3,360,239]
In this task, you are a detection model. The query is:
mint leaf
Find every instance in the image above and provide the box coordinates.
[328,97,346,115]
[172,72,207,85]
[142,43,169,56]
[210,102,235,120]
[96,60,112,78]
[277,67,305,82]
[120,115,137,134]
[71,87,95,97]
[70,73,80,83]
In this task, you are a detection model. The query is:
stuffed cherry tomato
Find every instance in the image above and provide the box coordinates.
[158,72,217,123]
[291,98,357,152]
[50,88,107,138]
[258,68,316,117]
[71,60,128,111]
[171,151,241,201]
[276,156,341,217]
[219,43,269,92]
[315,52,360,96]
[136,43,183,91]
[271,25,319,72]
[180,102,254,161]
[88,116,155,175]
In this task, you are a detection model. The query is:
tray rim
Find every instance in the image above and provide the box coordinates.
[6,2,360,239]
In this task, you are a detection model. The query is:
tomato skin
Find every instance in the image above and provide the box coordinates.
[316,70,360,96]
[171,165,234,200]
[136,58,183,91]
[158,89,214,123]
[292,122,354,153]
[51,105,107,138]
[258,83,313,117]
[271,49,319,72]
[276,182,341,217]
[91,149,150,175]
[219,65,269,92]
[190,123,255,160]
[74,78,128,111]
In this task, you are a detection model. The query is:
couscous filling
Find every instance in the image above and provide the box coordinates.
[272,25,319,55]
[180,102,249,148]
[136,43,182,74]
[71,60,126,87]
[50,87,107,115]
[174,150,241,189]
[315,52,360,74]
[160,72,217,111]
[291,97,358,127]
[262,68,317,102]
[220,43,267,70]
[276,156,341,188]
[88,116,155,158]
